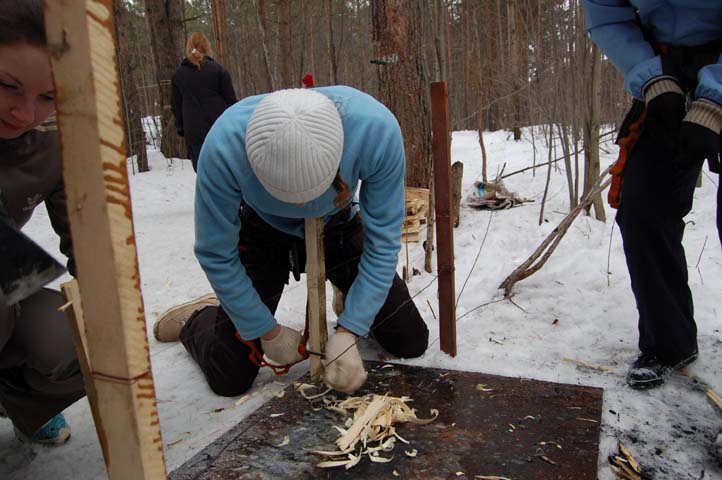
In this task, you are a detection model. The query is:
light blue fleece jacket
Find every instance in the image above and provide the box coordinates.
[194,86,405,340]
[583,0,722,104]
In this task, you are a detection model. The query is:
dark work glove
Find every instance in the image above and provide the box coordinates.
[675,122,720,169]
[643,79,685,151]
[676,99,722,171]
[644,87,685,151]
[176,128,184,137]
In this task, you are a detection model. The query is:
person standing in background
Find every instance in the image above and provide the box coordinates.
[171,32,237,172]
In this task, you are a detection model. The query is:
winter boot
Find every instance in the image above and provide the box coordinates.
[153,293,218,342]
[626,350,698,390]
[15,413,71,445]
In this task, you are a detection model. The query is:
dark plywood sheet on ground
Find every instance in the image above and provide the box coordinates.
[170,362,603,480]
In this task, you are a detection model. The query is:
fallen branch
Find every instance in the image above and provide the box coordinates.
[499,166,612,297]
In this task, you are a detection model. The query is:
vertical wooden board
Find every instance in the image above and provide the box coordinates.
[45,1,166,478]
[305,218,327,381]
[61,280,109,468]
[430,82,457,357]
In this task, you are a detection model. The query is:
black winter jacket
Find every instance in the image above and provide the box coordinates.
[171,56,237,146]
[0,115,75,277]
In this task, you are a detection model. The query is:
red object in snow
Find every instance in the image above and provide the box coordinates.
[301,73,315,88]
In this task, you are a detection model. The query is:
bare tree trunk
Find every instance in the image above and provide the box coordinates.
[253,0,275,91]
[211,0,229,67]
[326,0,338,85]
[583,43,606,221]
[144,0,185,160]
[473,1,487,182]
[372,0,432,189]
[356,0,367,90]
[278,0,292,88]
[113,0,148,172]
[432,0,445,81]
[308,0,316,80]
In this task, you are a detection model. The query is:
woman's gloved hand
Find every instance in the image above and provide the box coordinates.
[323,329,367,394]
[260,325,305,365]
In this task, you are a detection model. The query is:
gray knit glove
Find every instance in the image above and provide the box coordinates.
[260,325,305,365]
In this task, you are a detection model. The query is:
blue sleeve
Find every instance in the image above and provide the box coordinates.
[194,131,277,340]
[583,0,663,99]
[696,54,722,107]
[337,120,406,336]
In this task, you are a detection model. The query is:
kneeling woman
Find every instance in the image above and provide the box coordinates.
[161,87,429,395]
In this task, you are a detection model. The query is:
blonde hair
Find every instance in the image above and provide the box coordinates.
[186,32,213,69]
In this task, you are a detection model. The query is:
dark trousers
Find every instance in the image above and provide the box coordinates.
[0,289,84,435]
[186,141,203,172]
[616,129,709,364]
[180,207,429,397]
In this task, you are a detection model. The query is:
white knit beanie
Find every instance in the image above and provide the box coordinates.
[246,89,344,203]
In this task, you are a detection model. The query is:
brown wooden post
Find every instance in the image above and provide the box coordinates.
[430,82,457,357]
[45,1,167,478]
[305,218,328,381]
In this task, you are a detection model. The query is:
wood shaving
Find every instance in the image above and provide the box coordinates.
[608,441,652,480]
[234,394,250,407]
[475,476,511,480]
[270,413,284,418]
[274,390,285,399]
[538,441,562,449]
[562,357,615,373]
[296,383,332,400]
[575,417,599,423]
[475,384,494,392]
[303,392,438,469]
[276,435,289,447]
[393,470,400,477]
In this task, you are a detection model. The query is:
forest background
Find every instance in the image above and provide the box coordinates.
[116,0,627,222]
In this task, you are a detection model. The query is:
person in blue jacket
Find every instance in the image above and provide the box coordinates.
[583,1,722,389]
[154,87,429,395]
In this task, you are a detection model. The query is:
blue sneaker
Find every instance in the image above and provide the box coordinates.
[16,413,71,445]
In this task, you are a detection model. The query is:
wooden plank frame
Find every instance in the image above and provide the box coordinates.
[60,280,109,467]
[430,82,457,357]
[304,218,328,382]
[44,1,167,478]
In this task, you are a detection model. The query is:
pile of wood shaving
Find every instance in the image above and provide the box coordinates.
[296,383,438,469]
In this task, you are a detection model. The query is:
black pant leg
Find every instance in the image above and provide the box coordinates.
[717,176,721,249]
[324,216,429,359]
[179,305,259,397]
[616,130,702,364]
[186,141,202,172]
[180,213,291,396]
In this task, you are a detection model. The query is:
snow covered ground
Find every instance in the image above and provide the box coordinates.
[2,128,721,479]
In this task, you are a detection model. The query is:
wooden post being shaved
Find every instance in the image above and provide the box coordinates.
[45,2,166,478]
[430,82,457,357]
[305,218,327,382]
